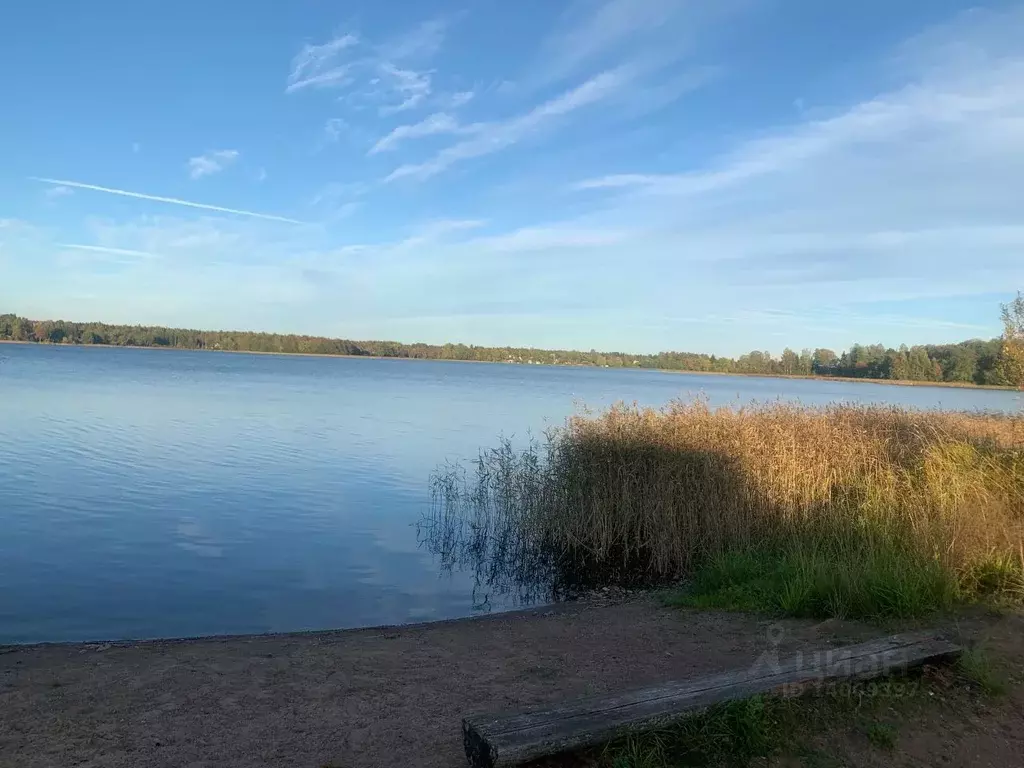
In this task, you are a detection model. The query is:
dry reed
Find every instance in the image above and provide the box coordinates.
[428,399,1024,614]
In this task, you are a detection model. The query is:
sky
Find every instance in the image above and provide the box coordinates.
[2,0,1023,357]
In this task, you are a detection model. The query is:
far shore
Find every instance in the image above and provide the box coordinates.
[2,340,1019,393]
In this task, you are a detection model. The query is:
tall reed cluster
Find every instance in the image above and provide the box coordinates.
[428,400,1024,616]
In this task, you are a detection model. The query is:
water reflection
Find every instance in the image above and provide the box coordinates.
[418,443,569,611]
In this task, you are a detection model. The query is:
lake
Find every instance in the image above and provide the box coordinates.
[0,343,1019,644]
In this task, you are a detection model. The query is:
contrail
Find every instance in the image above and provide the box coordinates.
[58,243,160,259]
[32,177,306,225]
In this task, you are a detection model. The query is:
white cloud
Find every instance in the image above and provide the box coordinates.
[309,181,367,208]
[384,67,632,181]
[287,33,359,93]
[324,219,486,259]
[332,201,361,220]
[369,112,479,154]
[187,149,240,180]
[533,0,736,86]
[283,21,470,117]
[576,65,1024,199]
[58,243,159,260]
[543,0,680,78]
[82,217,251,259]
[393,219,485,250]
[471,225,630,252]
[33,178,305,224]
[378,18,447,61]
[376,63,433,115]
[447,91,474,109]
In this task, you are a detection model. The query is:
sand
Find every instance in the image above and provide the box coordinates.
[3,597,1020,768]
[0,596,875,768]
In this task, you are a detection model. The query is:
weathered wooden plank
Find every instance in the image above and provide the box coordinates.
[463,629,959,768]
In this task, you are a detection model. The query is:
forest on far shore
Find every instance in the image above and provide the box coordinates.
[2,301,1022,388]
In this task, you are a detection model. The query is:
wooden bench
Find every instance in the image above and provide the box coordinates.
[463,629,959,767]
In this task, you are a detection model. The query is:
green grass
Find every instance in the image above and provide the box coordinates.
[598,675,932,767]
[664,535,963,621]
[601,696,782,768]
[864,721,898,750]
[957,645,1009,696]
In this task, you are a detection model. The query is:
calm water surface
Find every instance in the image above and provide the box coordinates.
[0,344,1019,643]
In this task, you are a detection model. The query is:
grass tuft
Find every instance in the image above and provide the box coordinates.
[603,696,781,767]
[957,645,1009,696]
[864,721,898,750]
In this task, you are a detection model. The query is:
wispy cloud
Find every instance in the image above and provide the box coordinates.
[286,33,359,93]
[376,63,433,115]
[32,178,306,224]
[369,112,479,154]
[309,181,368,209]
[83,217,250,258]
[447,91,475,109]
[533,0,735,86]
[384,67,632,182]
[58,243,159,259]
[394,218,485,250]
[543,0,680,78]
[302,218,483,262]
[332,201,361,220]
[472,225,630,252]
[378,18,447,61]
[555,8,1024,309]
[575,63,1024,197]
[284,20,467,116]
[188,149,240,180]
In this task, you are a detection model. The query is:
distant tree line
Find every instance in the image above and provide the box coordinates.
[2,296,1022,388]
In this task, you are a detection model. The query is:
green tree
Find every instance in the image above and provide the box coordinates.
[941,346,978,383]
[885,347,910,380]
[798,348,813,375]
[812,348,837,374]
[907,346,938,381]
[780,348,799,375]
[996,291,1024,387]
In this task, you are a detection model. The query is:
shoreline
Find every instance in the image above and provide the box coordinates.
[0,600,567,652]
[2,340,1018,393]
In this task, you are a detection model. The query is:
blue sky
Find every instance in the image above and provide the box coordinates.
[2,0,1022,356]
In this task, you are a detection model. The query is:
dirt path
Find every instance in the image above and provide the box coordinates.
[0,597,876,768]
